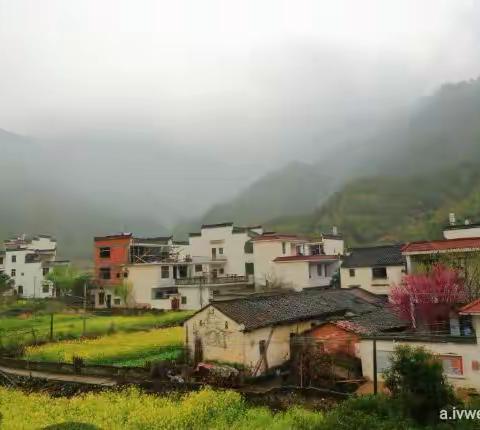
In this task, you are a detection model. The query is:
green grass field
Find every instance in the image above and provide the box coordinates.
[0,310,192,353]
[24,326,184,366]
[0,386,324,429]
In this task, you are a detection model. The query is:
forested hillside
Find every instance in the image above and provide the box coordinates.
[194,78,480,244]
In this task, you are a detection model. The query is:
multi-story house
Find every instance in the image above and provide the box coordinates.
[252,229,344,291]
[92,233,183,308]
[175,223,263,309]
[3,235,68,298]
[340,244,406,296]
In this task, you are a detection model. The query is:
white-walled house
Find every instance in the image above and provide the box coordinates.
[340,245,406,296]
[3,235,69,298]
[188,222,262,279]
[252,231,344,291]
[359,299,480,391]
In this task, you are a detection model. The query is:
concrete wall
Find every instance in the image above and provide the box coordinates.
[274,261,309,291]
[323,238,344,255]
[127,263,176,309]
[178,285,211,311]
[340,265,404,295]
[444,226,480,240]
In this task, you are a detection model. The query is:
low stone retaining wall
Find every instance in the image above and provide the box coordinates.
[0,356,151,380]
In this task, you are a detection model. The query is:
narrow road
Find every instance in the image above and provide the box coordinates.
[0,365,117,386]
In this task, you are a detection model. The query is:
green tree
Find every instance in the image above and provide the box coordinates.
[383,345,457,425]
[45,266,81,296]
[114,281,134,308]
[0,273,13,294]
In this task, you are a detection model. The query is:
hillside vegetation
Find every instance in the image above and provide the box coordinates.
[195,78,480,244]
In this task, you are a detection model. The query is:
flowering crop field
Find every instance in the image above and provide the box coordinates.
[0,310,192,352]
[24,326,184,366]
[0,386,324,429]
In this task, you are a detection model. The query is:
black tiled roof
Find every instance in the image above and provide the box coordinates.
[339,307,408,334]
[209,289,380,331]
[342,244,405,268]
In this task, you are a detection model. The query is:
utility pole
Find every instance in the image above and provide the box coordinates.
[373,334,378,395]
[83,281,87,336]
[50,313,54,341]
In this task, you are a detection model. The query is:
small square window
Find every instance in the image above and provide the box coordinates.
[181,296,187,304]
[99,247,111,258]
[42,267,50,276]
[42,284,49,293]
[11,269,16,277]
[372,267,387,279]
[219,268,224,275]
[349,269,355,277]
[11,255,16,263]
[114,298,121,305]
[219,248,224,255]
[99,268,111,280]
[161,266,170,278]
[195,264,203,272]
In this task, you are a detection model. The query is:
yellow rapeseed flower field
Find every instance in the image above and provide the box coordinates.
[24,326,184,366]
[0,386,324,429]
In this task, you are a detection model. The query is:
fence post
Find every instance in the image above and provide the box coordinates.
[373,335,378,395]
[50,313,54,341]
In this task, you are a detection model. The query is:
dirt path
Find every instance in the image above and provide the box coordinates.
[0,365,117,386]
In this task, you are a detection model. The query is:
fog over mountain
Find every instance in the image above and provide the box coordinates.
[1,1,480,259]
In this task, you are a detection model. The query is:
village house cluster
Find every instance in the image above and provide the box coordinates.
[0,235,69,298]
[5,212,480,391]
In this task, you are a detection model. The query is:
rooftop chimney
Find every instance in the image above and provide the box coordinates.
[332,226,338,236]
[449,213,456,226]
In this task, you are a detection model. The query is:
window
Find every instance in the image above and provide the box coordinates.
[349,268,355,277]
[225,321,228,329]
[372,267,387,279]
[161,266,170,279]
[152,287,177,299]
[282,242,286,255]
[42,267,49,276]
[440,355,463,376]
[316,264,324,277]
[376,350,393,373]
[99,267,111,280]
[17,285,23,295]
[219,248,224,255]
[195,264,203,272]
[99,247,110,258]
[245,262,254,275]
[244,241,254,254]
[123,271,128,278]
[11,255,16,263]
[310,244,320,255]
[181,296,187,305]
[11,269,16,277]
[98,292,105,305]
[114,298,121,305]
[42,284,49,293]
[0,257,3,265]
[219,268,224,275]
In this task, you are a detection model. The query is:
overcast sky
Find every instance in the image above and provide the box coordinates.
[0,0,479,142]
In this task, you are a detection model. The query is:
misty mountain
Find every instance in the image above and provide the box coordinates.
[193,77,480,243]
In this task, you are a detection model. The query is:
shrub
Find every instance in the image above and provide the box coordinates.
[383,345,457,425]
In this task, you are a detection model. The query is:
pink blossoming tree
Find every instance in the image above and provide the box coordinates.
[390,264,467,330]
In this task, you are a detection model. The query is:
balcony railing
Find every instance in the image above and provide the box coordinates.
[176,275,248,286]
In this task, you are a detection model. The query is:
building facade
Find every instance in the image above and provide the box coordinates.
[340,245,406,296]
[252,231,344,291]
[3,235,68,298]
